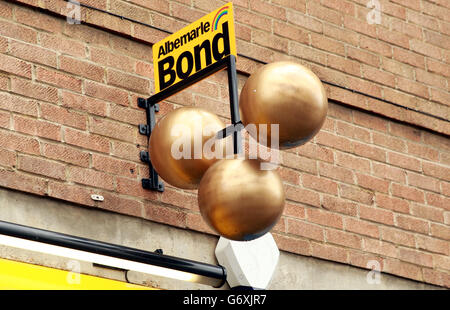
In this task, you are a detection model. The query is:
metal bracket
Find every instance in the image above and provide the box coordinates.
[138,98,164,192]
[137,55,242,191]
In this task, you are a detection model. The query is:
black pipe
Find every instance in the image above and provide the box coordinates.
[0,220,226,288]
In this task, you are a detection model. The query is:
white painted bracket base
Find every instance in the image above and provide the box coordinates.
[215,233,279,289]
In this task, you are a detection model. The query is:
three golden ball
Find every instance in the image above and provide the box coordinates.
[149,107,226,189]
[239,61,328,149]
[198,158,285,241]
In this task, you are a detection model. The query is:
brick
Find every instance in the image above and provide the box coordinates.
[0,54,32,78]
[307,1,342,25]
[381,227,416,248]
[160,187,198,211]
[36,67,82,92]
[284,202,306,219]
[109,35,152,63]
[9,40,57,68]
[426,192,450,211]
[116,176,158,201]
[373,132,406,152]
[315,131,354,153]
[347,47,379,68]
[42,143,89,167]
[0,148,16,168]
[389,122,422,142]
[41,103,87,130]
[84,81,129,106]
[185,212,216,235]
[39,33,86,58]
[423,162,450,181]
[11,78,58,103]
[250,0,286,20]
[360,36,392,57]
[109,105,146,126]
[407,10,439,31]
[416,235,449,255]
[375,193,409,214]
[391,19,422,40]
[348,251,384,271]
[143,204,186,228]
[48,181,94,207]
[13,115,61,141]
[272,233,311,256]
[297,143,334,163]
[69,166,115,191]
[383,259,423,282]
[15,7,62,33]
[286,10,322,33]
[326,229,362,249]
[415,69,447,90]
[423,132,450,153]
[363,238,397,258]
[336,152,370,174]
[107,69,150,94]
[252,30,288,53]
[306,208,343,229]
[64,128,110,153]
[397,77,429,98]
[336,121,370,143]
[285,185,321,207]
[235,7,272,32]
[387,152,422,172]
[396,215,429,234]
[311,242,348,264]
[302,174,338,195]
[377,27,409,49]
[353,111,387,132]
[0,129,40,155]
[0,111,8,129]
[422,269,450,288]
[289,42,327,64]
[372,162,406,184]
[340,184,374,205]
[273,21,309,44]
[90,117,135,143]
[109,0,150,24]
[98,192,143,218]
[381,58,414,79]
[424,29,450,50]
[111,141,141,162]
[397,248,432,269]
[0,168,47,196]
[59,56,105,82]
[321,195,357,216]
[410,203,444,223]
[0,20,37,44]
[407,172,440,193]
[393,47,425,68]
[392,183,425,203]
[0,1,12,18]
[427,59,450,78]
[18,155,65,180]
[62,91,107,117]
[345,217,379,238]
[327,54,360,76]
[0,93,39,117]
[272,0,306,12]
[434,254,450,271]
[356,173,389,194]
[92,154,137,178]
[360,205,394,225]
[430,88,450,106]
[318,162,354,185]
[287,219,324,241]
[312,34,346,56]
[430,223,450,240]
[135,61,153,79]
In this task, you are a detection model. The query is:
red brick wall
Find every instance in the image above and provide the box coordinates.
[0,0,448,287]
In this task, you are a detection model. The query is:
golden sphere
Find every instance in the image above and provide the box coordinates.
[239,61,328,149]
[149,107,226,189]
[198,158,285,241]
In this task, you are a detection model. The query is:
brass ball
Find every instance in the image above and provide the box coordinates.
[239,61,328,149]
[198,158,285,241]
[149,107,226,189]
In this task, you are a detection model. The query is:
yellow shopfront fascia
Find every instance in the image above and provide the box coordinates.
[0,258,155,290]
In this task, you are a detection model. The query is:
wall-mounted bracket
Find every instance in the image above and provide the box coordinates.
[138,55,242,191]
[138,98,164,192]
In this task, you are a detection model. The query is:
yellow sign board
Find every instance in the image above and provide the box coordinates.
[153,2,236,93]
